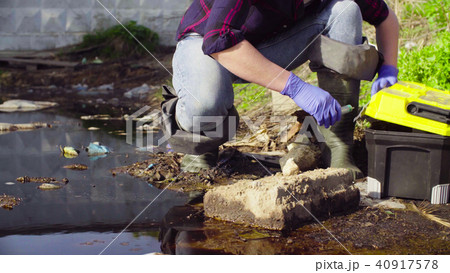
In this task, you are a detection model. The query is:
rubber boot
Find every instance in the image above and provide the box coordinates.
[316,71,363,180]
[160,85,239,173]
[180,150,219,173]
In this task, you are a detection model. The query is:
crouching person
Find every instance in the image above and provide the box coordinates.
[161,0,399,179]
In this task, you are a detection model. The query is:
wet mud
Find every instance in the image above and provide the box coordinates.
[159,203,450,255]
[111,148,280,193]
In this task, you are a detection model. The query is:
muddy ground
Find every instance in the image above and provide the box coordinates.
[1,47,449,254]
[158,203,450,255]
[0,46,174,119]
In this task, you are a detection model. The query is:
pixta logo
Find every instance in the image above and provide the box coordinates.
[125,106,170,152]
[125,106,326,152]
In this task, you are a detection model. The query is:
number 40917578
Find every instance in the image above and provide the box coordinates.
[375,260,438,270]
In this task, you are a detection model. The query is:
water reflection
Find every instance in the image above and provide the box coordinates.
[0,230,161,255]
[0,111,187,254]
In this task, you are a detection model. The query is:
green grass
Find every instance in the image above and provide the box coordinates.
[396,0,450,91]
[74,20,159,59]
[233,83,271,112]
[398,31,450,90]
[403,0,450,32]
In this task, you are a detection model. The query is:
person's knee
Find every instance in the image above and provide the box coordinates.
[327,0,363,44]
[334,0,362,23]
[176,90,232,133]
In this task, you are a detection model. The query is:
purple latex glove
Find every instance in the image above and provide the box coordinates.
[371,64,399,96]
[281,72,341,128]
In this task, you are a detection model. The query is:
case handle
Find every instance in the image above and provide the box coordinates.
[406,102,450,124]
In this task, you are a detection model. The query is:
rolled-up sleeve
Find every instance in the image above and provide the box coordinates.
[202,0,252,55]
[355,0,389,26]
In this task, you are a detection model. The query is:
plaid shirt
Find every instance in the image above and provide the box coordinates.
[176,0,389,55]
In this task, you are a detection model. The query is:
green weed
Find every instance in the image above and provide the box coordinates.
[233,83,271,112]
[75,21,159,59]
[404,0,450,31]
[398,31,450,90]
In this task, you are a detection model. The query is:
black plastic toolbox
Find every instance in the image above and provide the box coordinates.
[365,129,450,203]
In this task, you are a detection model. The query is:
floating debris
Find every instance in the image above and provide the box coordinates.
[0,194,21,210]
[0,122,50,132]
[108,130,127,136]
[136,124,160,132]
[145,164,155,171]
[38,183,63,191]
[17,176,68,184]
[0,99,58,112]
[80,114,122,121]
[88,127,100,131]
[5,182,15,185]
[63,164,88,171]
[60,146,80,158]
[86,142,111,156]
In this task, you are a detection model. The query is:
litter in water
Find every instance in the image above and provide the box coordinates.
[17,176,69,184]
[0,100,58,112]
[38,183,63,190]
[0,194,21,210]
[63,164,88,171]
[86,142,111,156]
[60,146,80,158]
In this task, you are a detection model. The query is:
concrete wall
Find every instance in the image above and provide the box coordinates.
[0,0,192,51]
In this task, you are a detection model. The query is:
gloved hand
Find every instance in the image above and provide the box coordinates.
[371,64,398,96]
[281,72,341,128]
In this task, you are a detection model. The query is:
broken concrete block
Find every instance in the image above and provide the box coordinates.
[280,144,321,175]
[204,168,359,230]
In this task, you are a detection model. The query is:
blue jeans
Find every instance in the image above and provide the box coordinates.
[172,0,362,133]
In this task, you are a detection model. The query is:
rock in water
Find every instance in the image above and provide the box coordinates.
[204,168,359,230]
[279,144,321,175]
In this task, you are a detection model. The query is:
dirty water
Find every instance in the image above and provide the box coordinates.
[0,230,161,255]
[0,111,449,255]
[0,111,187,254]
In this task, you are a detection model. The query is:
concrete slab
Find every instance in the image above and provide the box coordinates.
[204,168,359,230]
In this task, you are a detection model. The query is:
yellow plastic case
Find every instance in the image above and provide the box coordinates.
[365,81,450,136]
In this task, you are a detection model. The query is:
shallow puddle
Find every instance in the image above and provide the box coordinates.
[0,110,187,254]
[0,230,161,255]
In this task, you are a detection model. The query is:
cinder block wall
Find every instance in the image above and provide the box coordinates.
[0,0,192,51]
